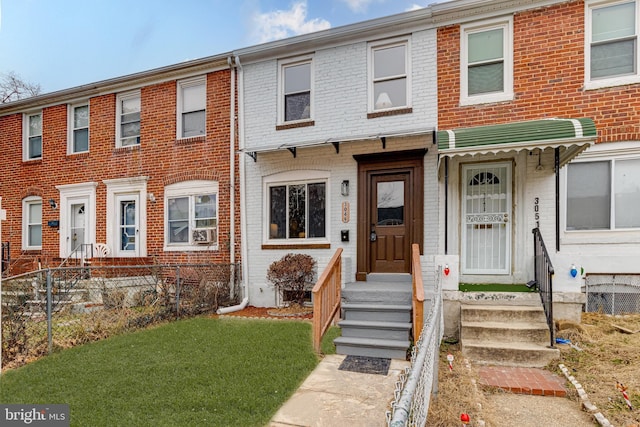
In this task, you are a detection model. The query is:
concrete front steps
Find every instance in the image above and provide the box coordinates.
[334,274,412,360]
[461,304,559,367]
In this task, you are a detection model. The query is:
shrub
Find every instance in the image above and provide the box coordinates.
[267,253,316,306]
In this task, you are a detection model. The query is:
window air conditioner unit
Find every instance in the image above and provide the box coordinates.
[192,228,215,244]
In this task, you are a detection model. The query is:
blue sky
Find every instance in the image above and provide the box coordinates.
[0,0,430,95]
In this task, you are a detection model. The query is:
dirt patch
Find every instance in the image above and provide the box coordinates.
[214,305,313,320]
[555,312,640,426]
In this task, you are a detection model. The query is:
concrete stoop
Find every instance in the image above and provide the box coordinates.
[461,304,560,367]
[334,274,412,360]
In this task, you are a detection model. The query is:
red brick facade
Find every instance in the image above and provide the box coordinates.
[0,68,240,274]
[437,0,640,143]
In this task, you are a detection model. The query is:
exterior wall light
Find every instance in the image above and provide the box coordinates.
[341,180,349,197]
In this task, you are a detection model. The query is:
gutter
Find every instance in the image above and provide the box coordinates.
[217,55,249,314]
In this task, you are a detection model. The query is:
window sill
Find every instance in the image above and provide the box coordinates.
[584,75,640,91]
[367,107,412,119]
[175,135,206,145]
[114,145,141,154]
[276,120,315,131]
[22,158,42,164]
[562,229,640,245]
[21,249,42,254]
[67,151,90,158]
[262,242,330,250]
[164,244,219,252]
[459,92,514,106]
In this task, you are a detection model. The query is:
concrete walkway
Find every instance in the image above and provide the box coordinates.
[269,354,410,427]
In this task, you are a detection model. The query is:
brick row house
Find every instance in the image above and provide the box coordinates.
[2,0,640,358]
[0,55,240,274]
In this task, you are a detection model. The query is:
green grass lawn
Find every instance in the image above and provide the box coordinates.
[0,316,339,427]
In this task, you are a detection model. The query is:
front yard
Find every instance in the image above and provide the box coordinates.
[0,316,337,426]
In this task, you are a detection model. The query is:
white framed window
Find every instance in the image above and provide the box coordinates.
[68,102,89,153]
[164,180,218,250]
[23,111,42,161]
[177,77,206,138]
[586,0,639,89]
[566,157,640,230]
[116,91,141,147]
[264,171,328,242]
[460,17,514,105]
[369,38,411,111]
[278,56,313,123]
[22,196,42,250]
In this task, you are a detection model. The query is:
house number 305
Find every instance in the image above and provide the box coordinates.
[534,197,540,228]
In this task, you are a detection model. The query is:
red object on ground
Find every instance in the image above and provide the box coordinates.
[460,413,470,424]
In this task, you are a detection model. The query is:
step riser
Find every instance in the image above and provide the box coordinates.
[462,309,546,323]
[342,290,411,304]
[343,309,410,323]
[340,326,410,341]
[335,344,407,360]
[462,345,558,368]
[461,326,549,343]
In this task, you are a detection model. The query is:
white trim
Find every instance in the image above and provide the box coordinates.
[176,76,206,139]
[22,196,42,250]
[262,170,330,244]
[584,0,640,89]
[67,102,90,154]
[368,36,412,112]
[115,90,141,148]
[460,16,514,106]
[56,182,98,258]
[446,130,456,149]
[22,111,42,161]
[164,180,219,251]
[104,176,148,257]
[277,54,314,125]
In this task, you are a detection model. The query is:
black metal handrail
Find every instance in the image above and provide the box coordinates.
[531,227,555,348]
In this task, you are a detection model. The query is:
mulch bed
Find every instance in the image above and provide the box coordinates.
[214,305,313,321]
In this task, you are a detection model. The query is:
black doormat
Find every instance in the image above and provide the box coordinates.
[338,355,391,375]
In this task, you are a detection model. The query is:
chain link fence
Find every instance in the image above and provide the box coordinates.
[585,274,640,315]
[386,267,444,427]
[1,263,240,369]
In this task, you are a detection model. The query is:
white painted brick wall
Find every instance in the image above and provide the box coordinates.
[240,27,438,306]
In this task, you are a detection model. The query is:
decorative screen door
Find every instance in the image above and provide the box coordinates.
[461,162,511,274]
[116,194,139,257]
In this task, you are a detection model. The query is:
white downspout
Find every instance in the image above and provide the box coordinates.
[218,55,249,314]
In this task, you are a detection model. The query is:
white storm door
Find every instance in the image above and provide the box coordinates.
[462,162,511,275]
[116,194,139,257]
[68,199,88,257]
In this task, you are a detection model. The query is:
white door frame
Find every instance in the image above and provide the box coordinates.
[57,182,98,259]
[461,161,512,275]
[105,177,148,258]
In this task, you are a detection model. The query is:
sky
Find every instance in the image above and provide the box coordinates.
[0,0,431,96]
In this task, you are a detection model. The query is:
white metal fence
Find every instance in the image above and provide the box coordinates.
[386,268,443,426]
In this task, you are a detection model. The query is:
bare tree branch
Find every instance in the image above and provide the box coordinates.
[1,71,42,103]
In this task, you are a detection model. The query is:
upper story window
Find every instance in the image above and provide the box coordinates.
[165,180,218,250]
[23,111,42,161]
[116,91,141,147]
[567,157,640,230]
[369,38,410,112]
[586,0,639,89]
[177,77,206,139]
[265,171,328,243]
[22,196,42,250]
[68,103,89,154]
[278,57,313,124]
[460,17,513,105]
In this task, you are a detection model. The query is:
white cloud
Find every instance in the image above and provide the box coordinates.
[339,0,376,13]
[407,4,424,11]
[251,1,331,44]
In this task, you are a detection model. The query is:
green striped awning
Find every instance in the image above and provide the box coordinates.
[437,118,597,166]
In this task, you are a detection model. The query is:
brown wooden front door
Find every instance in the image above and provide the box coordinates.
[354,149,425,281]
[370,173,410,273]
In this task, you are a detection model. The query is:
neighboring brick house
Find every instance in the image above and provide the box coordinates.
[233,11,439,307]
[0,55,240,275]
[433,0,640,325]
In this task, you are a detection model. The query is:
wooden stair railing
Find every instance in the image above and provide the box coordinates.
[312,248,343,353]
[411,243,425,341]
